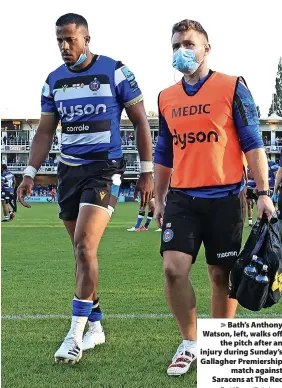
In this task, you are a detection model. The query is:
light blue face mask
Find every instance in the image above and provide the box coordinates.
[172,47,204,74]
[70,44,87,69]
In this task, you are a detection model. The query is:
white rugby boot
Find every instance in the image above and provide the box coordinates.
[82,321,106,351]
[54,337,82,364]
[127,226,136,231]
[167,341,197,376]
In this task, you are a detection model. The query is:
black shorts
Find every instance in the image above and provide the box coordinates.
[246,188,257,201]
[57,159,125,221]
[160,190,246,267]
[1,190,14,204]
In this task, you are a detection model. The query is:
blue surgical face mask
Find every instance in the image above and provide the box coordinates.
[70,44,87,69]
[172,47,204,74]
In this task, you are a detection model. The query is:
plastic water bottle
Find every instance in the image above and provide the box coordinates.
[244,256,258,277]
[255,265,269,284]
[250,254,264,273]
[256,256,264,273]
[253,255,264,266]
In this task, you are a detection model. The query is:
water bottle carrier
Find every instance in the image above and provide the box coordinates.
[229,213,282,311]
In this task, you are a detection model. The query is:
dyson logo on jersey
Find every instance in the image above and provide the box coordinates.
[58,102,107,121]
[172,129,219,150]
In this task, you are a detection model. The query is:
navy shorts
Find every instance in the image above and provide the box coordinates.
[1,190,14,203]
[160,190,246,267]
[57,159,125,221]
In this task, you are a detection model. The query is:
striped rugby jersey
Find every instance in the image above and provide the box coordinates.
[41,55,143,166]
[247,162,279,189]
[1,171,15,193]
[268,160,279,188]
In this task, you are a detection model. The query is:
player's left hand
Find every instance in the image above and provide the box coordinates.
[17,176,34,208]
[134,172,154,207]
[257,195,276,221]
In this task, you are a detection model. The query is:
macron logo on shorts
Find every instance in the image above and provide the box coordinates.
[217,251,238,258]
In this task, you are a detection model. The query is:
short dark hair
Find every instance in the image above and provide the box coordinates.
[1,164,7,171]
[172,19,209,42]
[56,13,88,29]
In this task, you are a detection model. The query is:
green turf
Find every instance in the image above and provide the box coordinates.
[2,203,281,388]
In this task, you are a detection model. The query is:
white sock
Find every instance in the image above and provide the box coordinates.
[249,219,253,225]
[4,216,9,220]
[66,316,88,341]
[89,320,102,330]
[183,340,197,355]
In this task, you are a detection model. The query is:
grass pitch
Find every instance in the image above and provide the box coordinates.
[2,203,281,388]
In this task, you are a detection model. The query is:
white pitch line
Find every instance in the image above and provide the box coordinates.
[2,313,282,320]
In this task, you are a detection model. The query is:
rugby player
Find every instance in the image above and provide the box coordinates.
[268,157,279,192]
[154,19,275,376]
[127,198,158,231]
[247,157,279,226]
[273,150,282,217]
[1,164,17,222]
[47,187,57,202]
[17,13,153,364]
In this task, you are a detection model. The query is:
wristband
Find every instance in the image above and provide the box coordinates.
[23,166,37,179]
[256,190,271,197]
[140,161,153,173]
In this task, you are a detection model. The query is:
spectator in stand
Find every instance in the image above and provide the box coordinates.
[122,135,128,145]
[129,133,134,142]
[3,136,7,145]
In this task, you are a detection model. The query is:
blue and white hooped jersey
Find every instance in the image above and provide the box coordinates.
[1,171,15,193]
[268,160,279,189]
[41,55,143,166]
[247,162,279,189]
[247,180,256,189]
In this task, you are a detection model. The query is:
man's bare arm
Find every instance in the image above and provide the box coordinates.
[125,101,152,163]
[27,114,59,169]
[245,148,269,191]
[126,101,154,206]
[17,114,59,208]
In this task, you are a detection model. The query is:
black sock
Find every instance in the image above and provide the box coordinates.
[88,298,103,322]
[144,210,154,228]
